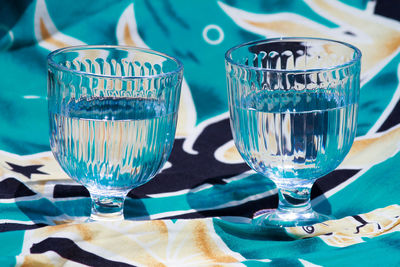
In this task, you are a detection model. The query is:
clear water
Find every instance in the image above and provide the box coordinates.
[230,91,358,182]
[50,98,177,194]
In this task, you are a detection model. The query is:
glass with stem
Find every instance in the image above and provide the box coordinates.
[225,37,361,227]
[48,45,183,221]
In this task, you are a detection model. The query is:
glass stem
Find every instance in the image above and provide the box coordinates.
[89,192,127,221]
[276,181,314,215]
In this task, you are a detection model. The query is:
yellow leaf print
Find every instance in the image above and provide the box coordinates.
[20,219,245,266]
[34,0,85,50]
[287,205,400,247]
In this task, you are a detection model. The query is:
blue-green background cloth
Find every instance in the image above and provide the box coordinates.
[0,0,400,266]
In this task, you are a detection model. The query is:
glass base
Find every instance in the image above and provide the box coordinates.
[252,209,333,228]
[89,192,126,222]
[88,211,124,222]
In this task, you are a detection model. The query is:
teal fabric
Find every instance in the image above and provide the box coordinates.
[0,0,400,266]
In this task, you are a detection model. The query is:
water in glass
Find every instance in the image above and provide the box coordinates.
[50,97,177,195]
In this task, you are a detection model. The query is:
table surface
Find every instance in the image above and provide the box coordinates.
[1,0,400,266]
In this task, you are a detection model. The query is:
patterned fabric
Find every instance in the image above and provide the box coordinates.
[0,0,400,265]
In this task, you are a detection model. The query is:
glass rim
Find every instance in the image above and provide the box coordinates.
[47,45,184,80]
[225,37,362,73]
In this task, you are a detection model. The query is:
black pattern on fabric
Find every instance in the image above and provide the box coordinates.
[303,226,315,234]
[377,98,400,132]
[0,223,48,233]
[53,184,90,198]
[6,162,48,179]
[353,215,370,234]
[375,0,400,21]
[312,170,360,199]
[0,178,36,198]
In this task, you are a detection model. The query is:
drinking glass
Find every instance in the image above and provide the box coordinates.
[225,38,361,227]
[47,45,183,221]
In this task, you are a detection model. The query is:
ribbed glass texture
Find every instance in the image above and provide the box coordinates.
[48,46,183,198]
[225,38,361,185]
